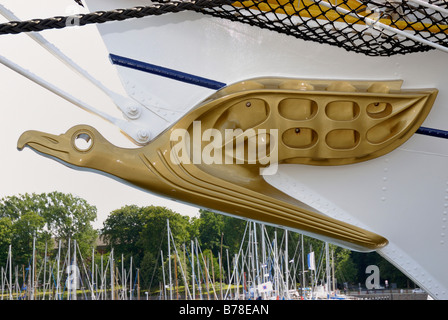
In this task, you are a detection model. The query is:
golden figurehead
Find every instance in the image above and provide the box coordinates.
[17,77,438,252]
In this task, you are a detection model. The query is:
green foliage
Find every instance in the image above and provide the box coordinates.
[196,209,248,258]
[101,205,193,289]
[333,246,357,285]
[196,209,225,253]
[0,217,13,263]
[0,194,413,294]
[0,192,98,265]
[102,205,145,262]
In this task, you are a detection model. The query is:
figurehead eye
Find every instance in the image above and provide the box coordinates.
[73,132,93,152]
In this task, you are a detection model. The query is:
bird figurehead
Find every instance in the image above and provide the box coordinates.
[17,77,438,252]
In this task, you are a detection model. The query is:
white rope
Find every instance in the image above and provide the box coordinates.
[319,0,448,53]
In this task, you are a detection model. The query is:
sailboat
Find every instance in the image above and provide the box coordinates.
[2,0,448,299]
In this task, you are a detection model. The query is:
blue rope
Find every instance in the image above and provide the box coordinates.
[109,54,226,90]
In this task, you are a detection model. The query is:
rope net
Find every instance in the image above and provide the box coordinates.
[1,0,447,56]
[194,0,448,56]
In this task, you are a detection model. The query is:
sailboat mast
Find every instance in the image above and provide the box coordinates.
[100,254,104,300]
[130,256,133,300]
[274,231,279,298]
[56,240,61,300]
[285,229,289,299]
[42,242,47,300]
[31,234,36,300]
[234,254,239,299]
[250,223,255,297]
[121,254,125,300]
[167,219,173,300]
[331,249,335,293]
[110,249,114,300]
[325,242,330,297]
[253,223,260,294]
[195,239,203,300]
[261,224,266,294]
[226,249,230,295]
[191,240,195,300]
[92,248,95,300]
[220,232,223,300]
[8,245,12,300]
[1,266,4,300]
[73,239,77,300]
[301,234,305,298]
[161,250,167,300]
[67,238,71,300]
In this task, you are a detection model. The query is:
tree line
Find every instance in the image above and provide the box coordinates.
[0,192,413,294]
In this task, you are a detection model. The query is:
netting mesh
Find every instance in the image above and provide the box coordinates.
[2,0,445,56]
[196,0,448,56]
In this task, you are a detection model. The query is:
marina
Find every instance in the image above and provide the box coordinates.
[0,0,447,301]
[0,218,427,300]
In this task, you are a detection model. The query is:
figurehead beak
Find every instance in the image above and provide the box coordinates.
[18,129,71,160]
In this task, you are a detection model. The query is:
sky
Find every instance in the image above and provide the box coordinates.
[0,1,201,229]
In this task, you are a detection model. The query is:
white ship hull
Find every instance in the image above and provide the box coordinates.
[85,0,448,299]
[2,0,446,299]
[83,0,448,299]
